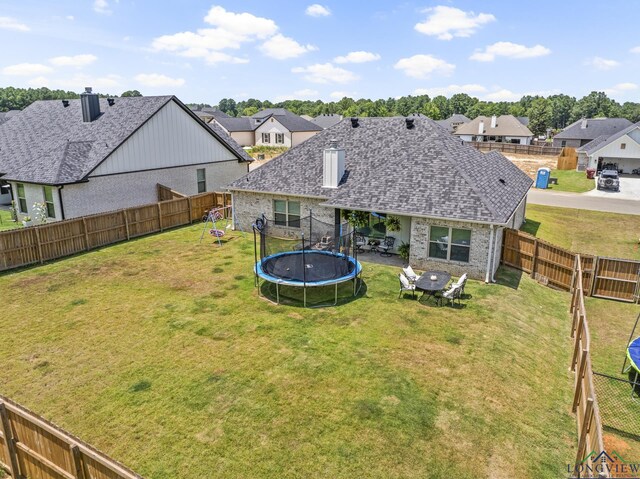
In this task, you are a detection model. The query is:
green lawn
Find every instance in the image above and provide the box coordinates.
[0,207,21,231]
[545,169,595,193]
[522,204,640,260]
[0,225,576,479]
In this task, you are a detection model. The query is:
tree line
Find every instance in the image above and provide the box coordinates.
[214,92,640,136]
[1,86,638,137]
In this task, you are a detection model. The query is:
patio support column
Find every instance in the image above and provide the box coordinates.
[485,224,495,283]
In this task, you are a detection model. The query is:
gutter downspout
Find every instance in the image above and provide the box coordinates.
[485,224,495,283]
[57,185,65,220]
[491,227,502,283]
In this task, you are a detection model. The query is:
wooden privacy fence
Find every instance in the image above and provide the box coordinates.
[0,396,143,479]
[569,256,608,478]
[156,183,187,202]
[502,229,639,303]
[557,147,578,170]
[0,192,231,272]
[465,141,562,156]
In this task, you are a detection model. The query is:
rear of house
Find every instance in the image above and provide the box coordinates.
[0,90,251,222]
[229,117,532,281]
[552,117,632,148]
[454,115,533,145]
[577,122,640,173]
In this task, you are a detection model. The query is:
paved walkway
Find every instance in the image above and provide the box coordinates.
[527,189,640,215]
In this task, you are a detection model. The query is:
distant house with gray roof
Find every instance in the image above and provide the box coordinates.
[311,113,343,129]
[575,121,640,173]
[552,118,632,148]
[211,108,322,148]
[454,115,534,145]
[436,114,470,133]
[228,116,532,280]
[0,89,251,221]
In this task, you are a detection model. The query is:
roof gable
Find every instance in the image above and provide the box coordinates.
[454,115,533,137]
[554,118,632,140]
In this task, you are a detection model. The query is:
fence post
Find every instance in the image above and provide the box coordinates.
[34,227,44,264]
[122,210,130,240]
[571,316,584,371]
[572,349,588,412]
[530,238,539,278]
[158,203,163,232]
[590,256,599,297]
[0,402,20,479]
[69,444,86,479]
[187,197,193,224]
[81,218,90,251]
[577,399,594,461]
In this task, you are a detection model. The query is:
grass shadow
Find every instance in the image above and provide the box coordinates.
[521,218,541,236]
[258,278,368,308]
[494,266,523,290]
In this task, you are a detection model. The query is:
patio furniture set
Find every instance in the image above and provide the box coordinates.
[398,266,467,307]
[355,234,395,257]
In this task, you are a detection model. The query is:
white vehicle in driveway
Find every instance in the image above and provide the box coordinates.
[597,170,620,192]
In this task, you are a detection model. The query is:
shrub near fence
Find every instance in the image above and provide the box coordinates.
[0,395,143,479]
[0,192,231,272]
[502,229,639,303]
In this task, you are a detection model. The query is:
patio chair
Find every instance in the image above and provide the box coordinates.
[398,273,416,299]
[438,285,461,307]
[402,265,421,283]
[451,273,468,295]
[355,234,367,253]
[378,236,396,257]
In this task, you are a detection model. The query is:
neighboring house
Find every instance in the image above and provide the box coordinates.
[436,114,470,133]
[455,115,534,145]
[516,117,530,127]
[190,107,220,123]
[228,117,532,281]
[311,114,343,130]
[0,89,252,222]
[552,118,632,148]
[576,121,640,173]
[211,108,322,148]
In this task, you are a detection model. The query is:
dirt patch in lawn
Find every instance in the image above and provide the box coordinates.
[502,153,558,179]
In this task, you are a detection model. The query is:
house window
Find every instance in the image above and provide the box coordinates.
[428,226,471,263]
[273,199,301,227]
[16,183,27,213]
[43,186,55,218]
[561,140,566,147]
[275,133,284,144]
[262,133,271,144]
[621,143,626,150]
[197,168,206,193]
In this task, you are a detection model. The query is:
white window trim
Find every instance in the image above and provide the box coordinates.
[16,183,27,213]
[273,199,301,227]
[43,186,56,218]
[428,225,472,263]
[197,168,206,193]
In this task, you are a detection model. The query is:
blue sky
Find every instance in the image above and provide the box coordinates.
[1,1,639,104]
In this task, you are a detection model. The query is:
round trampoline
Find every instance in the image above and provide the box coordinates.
[627,337,640,376]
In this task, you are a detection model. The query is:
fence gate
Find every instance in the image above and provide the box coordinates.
[591,257,640,303]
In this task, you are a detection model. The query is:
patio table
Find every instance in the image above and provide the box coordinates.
[415,271,451,303]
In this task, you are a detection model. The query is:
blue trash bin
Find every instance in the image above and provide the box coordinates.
[536,167,551,189]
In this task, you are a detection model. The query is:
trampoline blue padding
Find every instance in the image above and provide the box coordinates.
[627,337,640,373]
[255,250,361,287]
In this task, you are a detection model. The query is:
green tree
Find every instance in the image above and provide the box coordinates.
[570,91,621,122]
[217,98,237,117]
[449,93,478,115]
[241,106,259,116]
[121,90,142,97]
[548,94,576,129]
[431,95,450,119]
[527,97,552,136]
[621,102,640,123]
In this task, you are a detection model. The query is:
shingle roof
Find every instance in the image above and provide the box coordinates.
[229,117,532,225]
[215,108,322,133]
[554,118,632,141]
[311,114,344,129]
[454,115,533,138]
[436,114,470,133]
[0,96,251,185]
[578,121,640,155]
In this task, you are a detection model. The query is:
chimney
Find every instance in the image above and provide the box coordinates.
[581,119,588,129]
[478,120,484,135]
[322,140,345,188]
[490,115,497,128]
[80,87,101,122]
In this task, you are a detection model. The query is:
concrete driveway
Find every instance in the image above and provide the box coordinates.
[585,175,640,200]
[527,188,640,215]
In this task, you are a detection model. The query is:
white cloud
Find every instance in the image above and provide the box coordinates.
[274,88,319,102]
[2,63,53,76]
[585,56,620,71]
[393,54,455,79]
[334,51,381,64]
[49,54,98,67]
[292,63,358,84]
[66,15,74,21]
[413,84,487,97]
[152,6,286,65]
[604,82,638,96]
[415,6,495,40]
[135,73,185,87]
[0,16,30,32]
[330,91,356,99]
[305,4,331,17]
[27,76,52,87]
[481,88,560,102]
[470,42,551,62]
[93,0,112,15]
[631,46,640,54]
[260,34,317,60]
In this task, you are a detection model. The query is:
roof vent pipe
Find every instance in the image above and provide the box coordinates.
[491,115,497,128]
[406,118,415,129]
[80,86,101,122]
[62,100,69,107]
[350,117,359,128]
[107,98,115,106]
[581,119,588,129]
